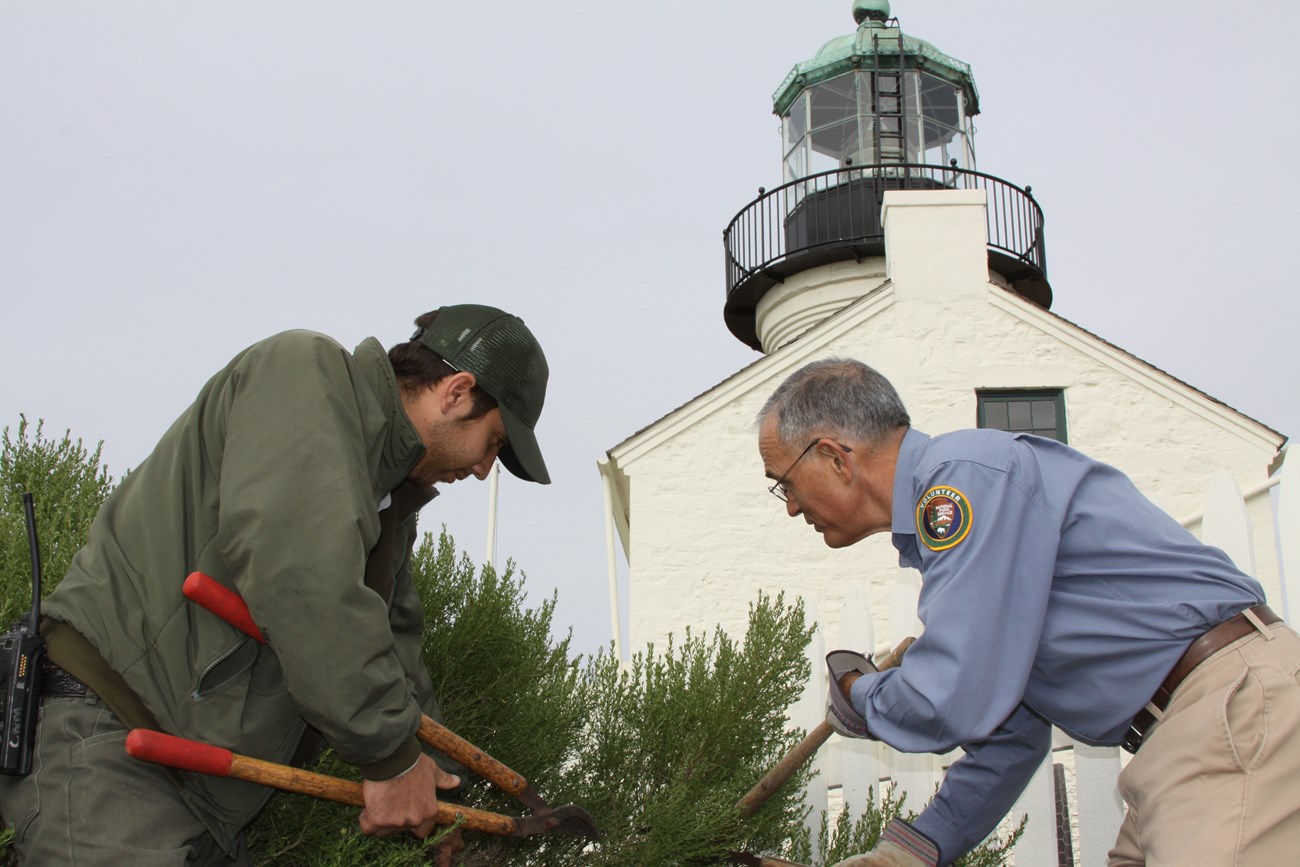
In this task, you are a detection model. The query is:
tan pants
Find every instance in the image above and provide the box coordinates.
[1109,622,1300,866]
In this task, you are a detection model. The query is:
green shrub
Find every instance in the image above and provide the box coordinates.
[0,416,114,626]
[566,593,814,867]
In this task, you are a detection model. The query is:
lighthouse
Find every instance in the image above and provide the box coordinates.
[601,0,1282,686]
[597,2,1285,858]
[723,0,1050,353]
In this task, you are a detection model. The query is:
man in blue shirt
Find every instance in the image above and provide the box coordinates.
[756,358,1299,867]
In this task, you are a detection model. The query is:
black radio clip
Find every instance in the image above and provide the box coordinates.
[0,493,46,776]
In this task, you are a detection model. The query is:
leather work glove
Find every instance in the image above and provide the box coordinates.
[825,649,876,738]
[830,819,941,867]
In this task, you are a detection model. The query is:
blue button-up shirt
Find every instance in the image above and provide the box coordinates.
[848,428,1264,863]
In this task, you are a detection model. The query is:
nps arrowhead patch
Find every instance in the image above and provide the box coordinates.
[916,486,972,551]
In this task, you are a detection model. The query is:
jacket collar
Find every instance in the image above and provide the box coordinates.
[352,337,430,497]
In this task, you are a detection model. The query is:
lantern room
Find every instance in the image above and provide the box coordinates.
[776,0,978,179]
[722,0,1051,350]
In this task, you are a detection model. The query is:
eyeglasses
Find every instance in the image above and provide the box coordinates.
[767,438,852,503]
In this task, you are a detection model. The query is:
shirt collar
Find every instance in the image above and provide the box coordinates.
[890,427,931,535]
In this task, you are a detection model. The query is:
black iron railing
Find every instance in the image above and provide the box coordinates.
[723,164,1047,304]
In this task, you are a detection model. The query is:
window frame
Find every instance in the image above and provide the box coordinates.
[976,389,1068,443]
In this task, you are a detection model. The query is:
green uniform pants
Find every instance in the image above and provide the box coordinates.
[1109,622,1300,866]
[0,692,250,867]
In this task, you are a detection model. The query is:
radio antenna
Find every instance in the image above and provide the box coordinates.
[22,494,41,621]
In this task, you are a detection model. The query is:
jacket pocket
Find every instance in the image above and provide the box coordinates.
[192,637,259,701]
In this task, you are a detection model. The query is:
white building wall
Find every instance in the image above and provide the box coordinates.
[611,190,1285,657]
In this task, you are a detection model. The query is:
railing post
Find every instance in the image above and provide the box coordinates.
[1073,743,1125,865]
[1008,750,1058,865]
[1034,201,1048,274]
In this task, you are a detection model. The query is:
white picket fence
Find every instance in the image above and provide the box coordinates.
[794,452,1296,865]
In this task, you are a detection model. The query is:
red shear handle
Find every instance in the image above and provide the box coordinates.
[184,572,266,643]
[126,729,234,777]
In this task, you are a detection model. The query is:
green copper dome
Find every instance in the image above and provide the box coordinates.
[773,2,980,117]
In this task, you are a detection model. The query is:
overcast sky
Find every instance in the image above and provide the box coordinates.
[4,1,1296,656]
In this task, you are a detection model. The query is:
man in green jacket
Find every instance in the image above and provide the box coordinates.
[0,304,550,865]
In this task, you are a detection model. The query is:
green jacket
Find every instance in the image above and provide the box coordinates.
[43,331,439,851]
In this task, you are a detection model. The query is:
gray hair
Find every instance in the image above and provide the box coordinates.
[757,358,910,446]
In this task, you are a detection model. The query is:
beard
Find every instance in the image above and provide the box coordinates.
[406,437,461,487]
[405,415,480,487]
[406,446,447,487]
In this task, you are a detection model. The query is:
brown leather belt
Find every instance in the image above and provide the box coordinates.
[1122,604,1281,753]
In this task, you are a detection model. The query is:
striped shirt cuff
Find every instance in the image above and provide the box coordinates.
[881,818,941,865]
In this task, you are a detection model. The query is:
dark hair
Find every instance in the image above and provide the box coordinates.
[389,309,498,419]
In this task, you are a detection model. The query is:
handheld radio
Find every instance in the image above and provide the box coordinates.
[0,493,46,775]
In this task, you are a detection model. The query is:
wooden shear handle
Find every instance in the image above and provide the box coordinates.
[125,729,518,836]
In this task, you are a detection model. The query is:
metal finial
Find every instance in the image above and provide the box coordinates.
[853,0,892,26]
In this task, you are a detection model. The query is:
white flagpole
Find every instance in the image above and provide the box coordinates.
[485,461,500,569]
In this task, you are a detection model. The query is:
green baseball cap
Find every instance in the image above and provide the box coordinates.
[414,304,550,484]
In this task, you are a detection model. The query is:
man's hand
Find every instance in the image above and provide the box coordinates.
[830,819,940,867]
[359,753,461,839]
